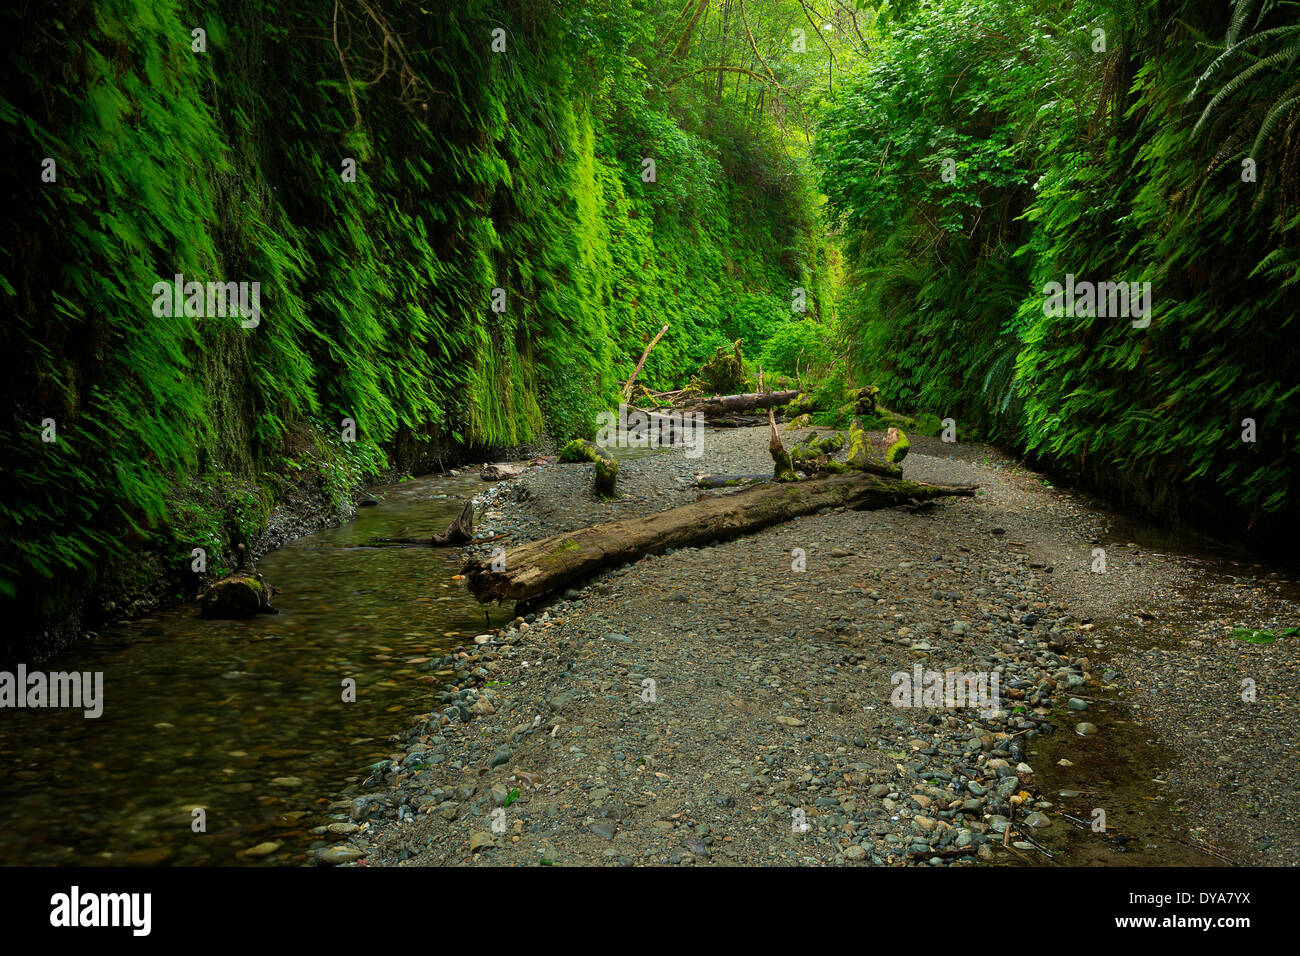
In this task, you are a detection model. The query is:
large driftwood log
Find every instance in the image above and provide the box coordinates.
[465,472,976,602]
[687,389,800,417]
[694,473,771,488]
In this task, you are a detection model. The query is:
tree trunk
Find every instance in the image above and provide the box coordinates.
[685,389,799,416]
[375,498,474,546]
[622,323,670,400]
[694,473,771,488]
[464,472,976,602]
[432,499,475,545]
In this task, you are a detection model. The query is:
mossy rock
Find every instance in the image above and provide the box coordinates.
[811,431,845,454]
[1229,626,1297,644]
[790,443,821,462]
[199,573,276,619]
[786,413,813,428]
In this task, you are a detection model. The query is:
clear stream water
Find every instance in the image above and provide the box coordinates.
[0,472,511,866]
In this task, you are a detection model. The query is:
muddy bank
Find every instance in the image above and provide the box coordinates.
[321,425,1296,867]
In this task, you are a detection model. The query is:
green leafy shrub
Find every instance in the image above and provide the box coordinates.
[759,320,833,378]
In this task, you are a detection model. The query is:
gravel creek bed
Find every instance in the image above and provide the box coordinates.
[307,424,1299,867]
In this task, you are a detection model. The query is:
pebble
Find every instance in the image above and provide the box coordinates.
[317,846,362,865]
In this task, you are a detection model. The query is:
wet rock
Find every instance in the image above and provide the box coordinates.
[317,846,362,865]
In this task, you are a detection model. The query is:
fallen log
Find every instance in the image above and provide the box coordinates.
[690,389,799,417]
[788,424,903,479]
[694,473,771,488]
[464,472,976,603]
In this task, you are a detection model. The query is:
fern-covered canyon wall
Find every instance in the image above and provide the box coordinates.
[0,0,830,658]
[817,0,1299,547]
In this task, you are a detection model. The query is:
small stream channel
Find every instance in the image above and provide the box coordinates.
[0,472,511,866]
[1009,514,1299,867]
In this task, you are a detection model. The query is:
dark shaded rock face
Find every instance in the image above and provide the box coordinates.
[199,574,276,619]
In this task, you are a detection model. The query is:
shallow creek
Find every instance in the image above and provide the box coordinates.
[0,472,510,866]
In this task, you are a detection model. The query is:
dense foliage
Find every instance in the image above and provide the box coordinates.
[0,0,835,644]
[817,0,1299,542]
[5,0,1293,654]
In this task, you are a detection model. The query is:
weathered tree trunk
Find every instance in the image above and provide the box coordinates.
[689,389,799,417]
[373,498,474,546]
[769,407,796,481]
[432,499,475,545]
[694,473,771,488]
[465,472,976,602]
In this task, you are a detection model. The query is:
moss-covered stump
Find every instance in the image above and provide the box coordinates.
[845,421,904,478]
[784,393,819,417]
[559,439,618,497]
[882,427,909,463]
[593,456,618,498]
[690,340,747,395]
[199,573,276,618]
[854,385,881,414]
[771,449,797,482]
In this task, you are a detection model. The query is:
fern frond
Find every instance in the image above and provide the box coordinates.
[1193,47,1295,136]
[1251,93,1300,156]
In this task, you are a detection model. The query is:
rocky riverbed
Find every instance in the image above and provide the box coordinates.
[312,425,1299,867]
